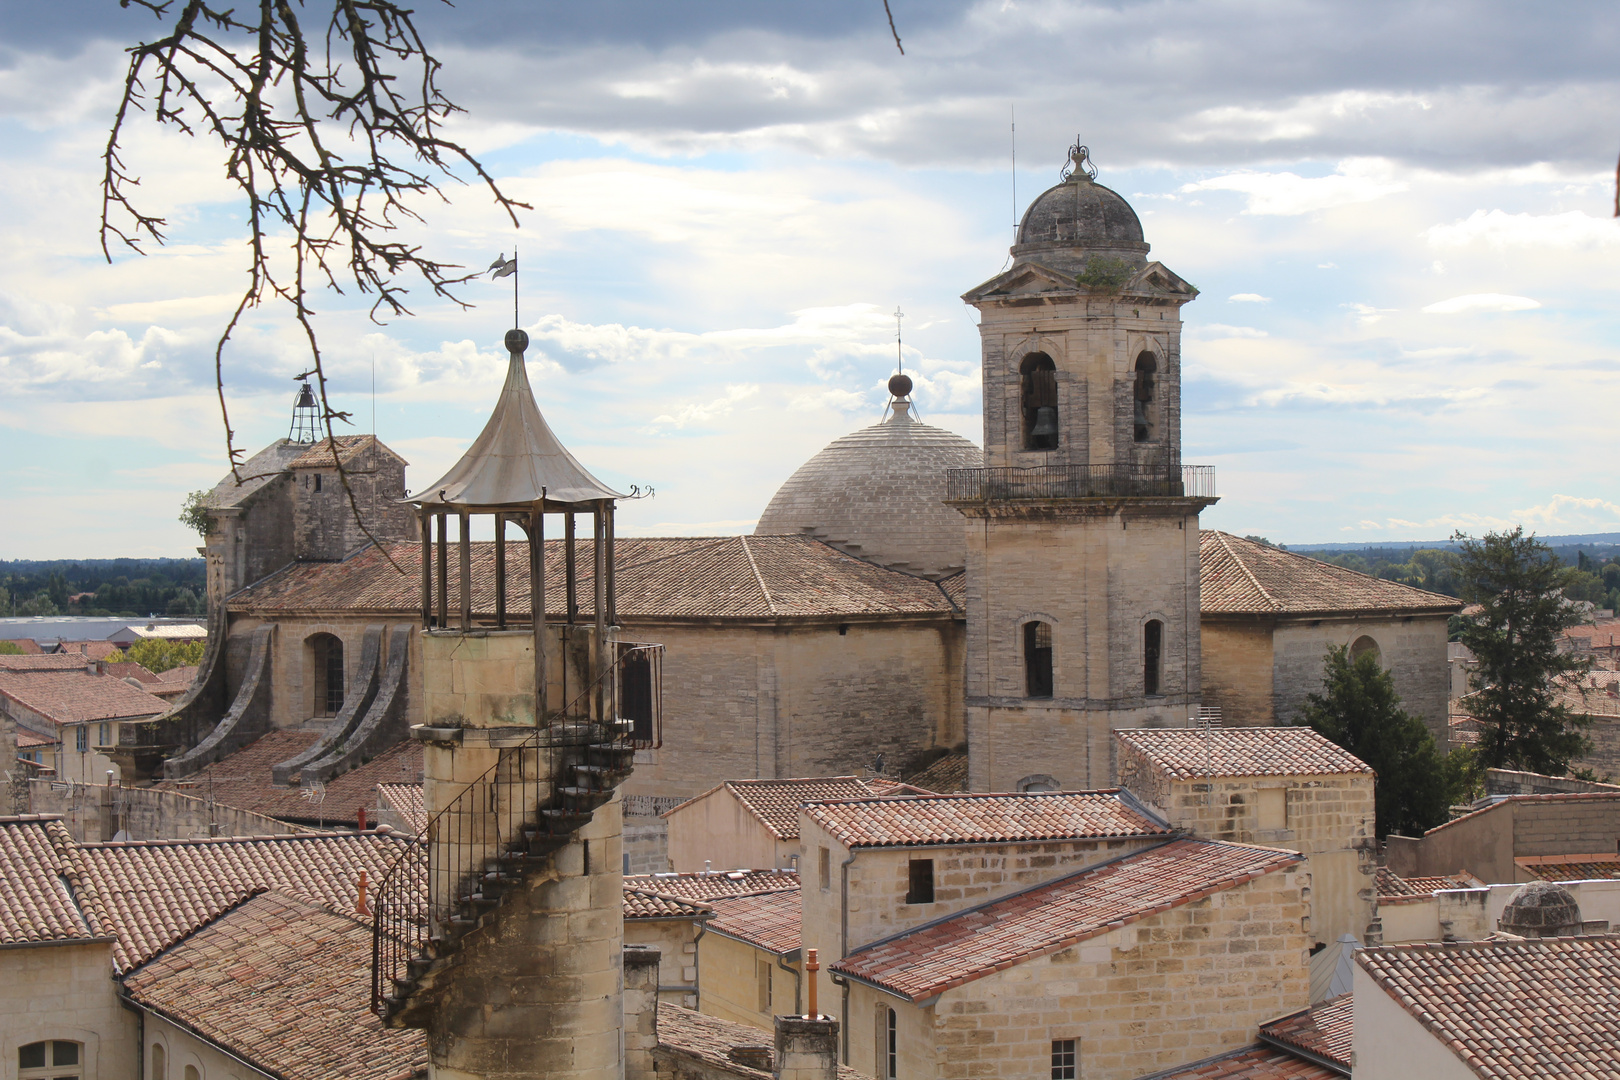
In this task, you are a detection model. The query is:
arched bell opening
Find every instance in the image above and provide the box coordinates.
[1020,353,1059,451]
[1133,352,1159,443]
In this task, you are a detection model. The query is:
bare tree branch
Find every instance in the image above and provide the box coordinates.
[104,0,531,570]
[882,0,904,55]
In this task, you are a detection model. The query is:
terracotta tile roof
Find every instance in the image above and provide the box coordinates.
[154,729,423,827]
[1515,853,1620,882]
[1137,1044,1339,1079]
[686,777,897,840]
[230,536,957,620]
[1114,727,1374,780]
[623,869,800,902]
[0,666,168,725]
[0,638,43,654]
[102,661,159,684]
[15,728,57,749]
[0,652,112,672]
[1356,936,1620,1079]
[0,816,98,945]
[937,571,966,612]
[804,790,1170,849]
[157,664,198,685]
[656,1005,869,1080]
[1199,532,1462,617]
[375,782,427,834]
[1375,868,1481,899]
[286,434,392,470]
[122,891,425,1080]
[903,750,969,793]
[71,829,413,970]
[623,888,712,920]
[705,887,801,955]
[1258,994,1352,1071]
[833,839,1301,1000]
[205,438,308,509]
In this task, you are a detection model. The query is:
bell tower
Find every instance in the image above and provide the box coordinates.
[950,141,1217,791]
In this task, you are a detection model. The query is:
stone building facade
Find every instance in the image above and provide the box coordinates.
[1199,531,1459,742]
[1114,726,1378,946]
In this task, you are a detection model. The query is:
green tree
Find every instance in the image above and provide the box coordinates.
[15,592,58,617]
[106,638,206,675]
[0,641,24,655]
[1453,528,1592,773]
[1303,644,1453,837]
[179,491,212,539]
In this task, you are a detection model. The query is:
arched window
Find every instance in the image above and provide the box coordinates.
[152,1043,167,1080]
[1133,352,1158,443]
[19,1041,81,1080]
[310,633,345,717]
[1024,621,1053,698]
[185,1066,203,1080]
[1350,635,1381,667]
[1020,353,1059,450]
[1143,620,1163,696]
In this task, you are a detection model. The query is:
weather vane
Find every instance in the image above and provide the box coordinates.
[1061,138,1097,182]
[488,248,518,327]
[894,305,905,375]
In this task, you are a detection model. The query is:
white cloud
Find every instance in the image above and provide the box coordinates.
[1228,293,1271,303]
[651,384,760,429]
[1342,302,1395,325]
[1195,325,1270,339]
[1512,494,1620,531]
[1179,161,1407,216]
[1424,209,1620,250]
[1422,293,1541,314]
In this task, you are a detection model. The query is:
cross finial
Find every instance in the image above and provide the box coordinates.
[894,305,905,375]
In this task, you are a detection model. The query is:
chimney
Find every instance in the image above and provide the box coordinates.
[773,1016,839,1080]
[623,945,661,1080]
[356,870,370,916]
[358,806,368,831]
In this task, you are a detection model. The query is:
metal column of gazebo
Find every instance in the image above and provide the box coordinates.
[412,328,622,722]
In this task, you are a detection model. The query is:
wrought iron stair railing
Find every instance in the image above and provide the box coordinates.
[370,641,663,1022]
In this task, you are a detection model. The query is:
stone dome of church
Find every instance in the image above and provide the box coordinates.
[755,402,982,580]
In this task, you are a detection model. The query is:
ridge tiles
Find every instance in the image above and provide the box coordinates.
[1114,727,1373,780]
[804,789,1169,849]
[1199,531,1462,616]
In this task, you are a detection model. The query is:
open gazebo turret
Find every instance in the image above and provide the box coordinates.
[413,327,627,724]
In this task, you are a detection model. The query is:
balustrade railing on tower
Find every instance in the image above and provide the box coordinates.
[945,463,1215,502]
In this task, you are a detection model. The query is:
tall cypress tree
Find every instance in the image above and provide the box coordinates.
[1453,528,1592,774]
[1303,645,1452,838]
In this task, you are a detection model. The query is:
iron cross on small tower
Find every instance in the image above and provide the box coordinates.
[894,305,905,375]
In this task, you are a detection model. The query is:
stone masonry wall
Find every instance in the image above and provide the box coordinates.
[962,507,1203,791]
[1271,615,1451,747]
[842,862,1310,1080]
[1113,756,1375,944]
[28,779,303,842]
[224,612,421,733]
[620,619,961,807]
[1198,619,1275,725]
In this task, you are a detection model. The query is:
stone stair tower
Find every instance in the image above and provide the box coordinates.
[370,328,662,1080]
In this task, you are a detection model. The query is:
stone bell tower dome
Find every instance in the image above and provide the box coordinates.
[950,140,1217,791]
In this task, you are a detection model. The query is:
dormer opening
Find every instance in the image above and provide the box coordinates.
[1133,352,1158,443]
[1020,353,1059,450]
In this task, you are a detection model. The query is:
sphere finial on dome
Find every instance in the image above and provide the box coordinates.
[888,373,913,399]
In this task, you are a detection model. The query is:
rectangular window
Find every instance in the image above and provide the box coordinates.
[906,859,935,905]
[1257,787,1287,831]
[99,722,111,748]
[819,846,831,891]
[757,960,773,1013]
[1143,620,1163,696]
[75,726,87,753]
[314,473,323,492]
[1051,1039,1077,1080]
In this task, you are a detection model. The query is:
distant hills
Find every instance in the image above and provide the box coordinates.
[1288,532,1620,554]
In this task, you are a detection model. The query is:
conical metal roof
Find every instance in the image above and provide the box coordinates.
[414,330,624,508]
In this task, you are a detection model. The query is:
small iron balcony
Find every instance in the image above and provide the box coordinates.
[945,464,1216,502]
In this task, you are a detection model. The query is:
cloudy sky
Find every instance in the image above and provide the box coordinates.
[2,0,1618,559]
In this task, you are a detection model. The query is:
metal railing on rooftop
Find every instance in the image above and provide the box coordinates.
[945,464,1215,502]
